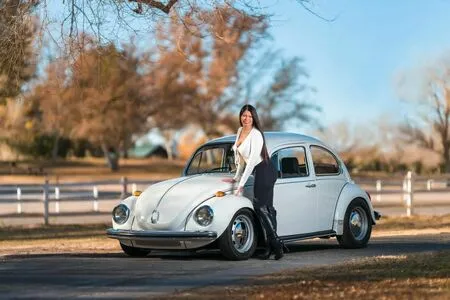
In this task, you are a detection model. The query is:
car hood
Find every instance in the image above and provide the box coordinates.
[133,174,235,230]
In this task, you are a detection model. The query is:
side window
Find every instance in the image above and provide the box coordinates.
[310,146,340,176]
[273,146,309,178]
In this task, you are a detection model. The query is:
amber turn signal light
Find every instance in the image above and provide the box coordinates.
[133,190,142,197]
[215,191,225,197]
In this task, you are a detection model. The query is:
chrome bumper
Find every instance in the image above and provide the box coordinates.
[106,228,217,243]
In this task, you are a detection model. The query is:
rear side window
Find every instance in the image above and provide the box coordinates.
[272,146,309,178]
[310,146,340,176]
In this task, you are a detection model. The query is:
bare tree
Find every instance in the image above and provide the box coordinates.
[26,58,73,160]
[0,0,38,105]
[397,54,450,172]
[148,5,267,138]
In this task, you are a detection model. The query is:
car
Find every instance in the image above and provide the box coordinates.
[107,132,380,260]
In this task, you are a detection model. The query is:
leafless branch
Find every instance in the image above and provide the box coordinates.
[128,0,179,14]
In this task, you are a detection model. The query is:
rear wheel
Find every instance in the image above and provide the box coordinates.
[120,242,151,257]
[337,198,372,248]
[219,209,257,260]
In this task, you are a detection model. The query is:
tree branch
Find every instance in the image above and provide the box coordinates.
[128,0,179,14]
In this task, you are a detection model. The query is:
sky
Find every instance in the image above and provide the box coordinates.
[262,0,450,131]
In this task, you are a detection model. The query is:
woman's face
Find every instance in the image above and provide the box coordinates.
[241,110,253,127]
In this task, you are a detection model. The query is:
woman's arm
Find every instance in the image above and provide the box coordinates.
[233,152,245,182]
[237,130,263,188]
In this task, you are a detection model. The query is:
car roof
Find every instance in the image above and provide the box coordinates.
[204,131,328,152]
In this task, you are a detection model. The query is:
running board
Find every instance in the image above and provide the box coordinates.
[280,230,336,243]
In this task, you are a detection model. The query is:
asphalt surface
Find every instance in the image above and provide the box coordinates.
[1,234,449,299]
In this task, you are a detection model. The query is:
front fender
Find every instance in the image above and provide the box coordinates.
[333,183,376,235]
[184,194,254,238]
[112,195,138,230]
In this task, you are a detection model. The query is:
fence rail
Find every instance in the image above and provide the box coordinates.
[1,172,450,225]
[0,177,158,225]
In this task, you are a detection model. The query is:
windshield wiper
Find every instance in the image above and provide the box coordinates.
[201,167,230,174]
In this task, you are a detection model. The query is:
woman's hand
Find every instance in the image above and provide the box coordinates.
[234,186,244,196]
[222,178,236,184]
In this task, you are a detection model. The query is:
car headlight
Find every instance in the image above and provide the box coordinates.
[194,205,214,226]
[112,204,129,224]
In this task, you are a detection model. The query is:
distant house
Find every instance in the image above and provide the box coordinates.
[129,144,168,159]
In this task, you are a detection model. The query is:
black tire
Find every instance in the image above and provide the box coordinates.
[337,198,372,249]
[219,209,258,261]
[120,242,151,257]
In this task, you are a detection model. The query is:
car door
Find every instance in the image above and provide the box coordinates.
[309,145,347,231]
[272,145,317,236]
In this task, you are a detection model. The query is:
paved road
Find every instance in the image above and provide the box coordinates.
[1,234,449,299]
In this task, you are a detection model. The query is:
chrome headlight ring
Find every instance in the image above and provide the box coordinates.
[112,204,130,224]
[194,205,214,226]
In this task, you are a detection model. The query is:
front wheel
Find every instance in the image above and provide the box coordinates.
[337,198,372,249]
[120,242,151,257]
[219,209,257,260]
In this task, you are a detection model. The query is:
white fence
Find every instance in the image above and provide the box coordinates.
[0,177,158,225]
[1,172,450,225]
[355,171,450,216]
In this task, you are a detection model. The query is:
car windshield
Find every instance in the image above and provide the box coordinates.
[185,143,236,175]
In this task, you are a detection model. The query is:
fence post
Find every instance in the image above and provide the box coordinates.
[121,177,128,199]
[427,179,433,191]
[43,178,49,225]
[404,171,414,217]
[17,187,22,214]
[376,180,382,202]
[55,186,60,214]
[93,186,99,212]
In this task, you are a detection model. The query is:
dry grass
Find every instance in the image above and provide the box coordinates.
[0,223,118,257]
[376,214,450,230]
[0,157,185,184]
[165,251,450,300]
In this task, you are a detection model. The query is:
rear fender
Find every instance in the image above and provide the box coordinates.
[333,183,376,235]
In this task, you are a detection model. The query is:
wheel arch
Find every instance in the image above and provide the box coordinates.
[333,183,377,235]
[184,194,254,239]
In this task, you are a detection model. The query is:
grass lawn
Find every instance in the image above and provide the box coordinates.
[165,251,450,299]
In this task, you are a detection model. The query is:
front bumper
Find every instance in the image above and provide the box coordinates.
[106,228,218,249]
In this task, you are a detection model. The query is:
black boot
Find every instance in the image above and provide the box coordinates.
[270,238,284,260]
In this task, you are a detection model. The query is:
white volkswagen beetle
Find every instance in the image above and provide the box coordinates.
[107,132,380,260]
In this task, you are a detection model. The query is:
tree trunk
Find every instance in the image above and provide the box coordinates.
[51,132,60,161]
[162,129,175,160]
[444,145,450,173]
[101,143,119,171]
[165,140,173,160]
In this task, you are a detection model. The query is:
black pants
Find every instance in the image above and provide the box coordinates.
[253,160,279,241]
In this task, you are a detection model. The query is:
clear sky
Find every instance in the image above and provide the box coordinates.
[262,0,450,131]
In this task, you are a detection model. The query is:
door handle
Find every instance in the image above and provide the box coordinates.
[305,183,316,188]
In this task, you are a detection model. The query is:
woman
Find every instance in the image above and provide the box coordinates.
[222,104,284,260]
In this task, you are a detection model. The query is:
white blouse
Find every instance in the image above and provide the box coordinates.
[232,127,263,188]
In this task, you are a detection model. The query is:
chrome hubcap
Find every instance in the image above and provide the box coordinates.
[231,214,254,253]
[349,207,368,241]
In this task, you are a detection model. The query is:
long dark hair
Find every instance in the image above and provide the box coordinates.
[239,104,270,161]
